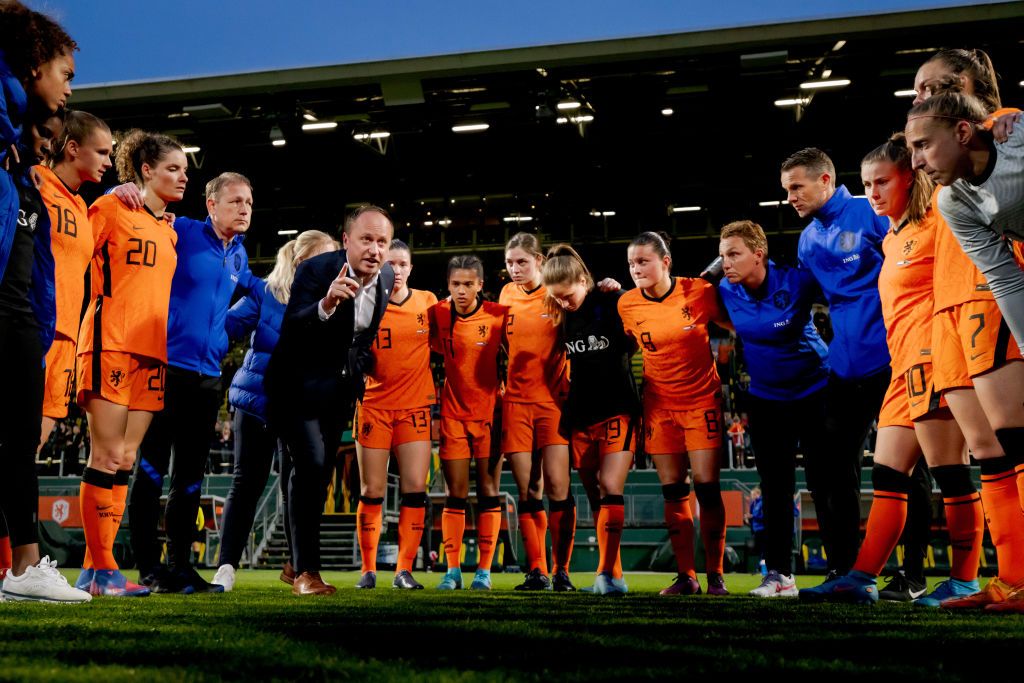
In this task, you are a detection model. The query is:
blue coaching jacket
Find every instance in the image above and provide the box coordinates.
[226,280,284,423]
[0,50,27,287]
[719,261,829,401]
[797,185,890,380]
[0,160,56,357]
[166,216,253,376]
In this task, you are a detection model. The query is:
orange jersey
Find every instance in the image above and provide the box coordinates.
[363,288,439,409]
[617,277,724,407]
[932,196,993,313]
[429,299,508,421]
[77,194,178,362]
[933,109,1023,312]
[879,208,938,376]
[35,165,92,340]
[498,282,569,404]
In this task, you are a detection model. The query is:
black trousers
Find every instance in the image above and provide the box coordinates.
[129,367,222,574]
[0,316,43,547]
[218,409,291,568]
[276,403,345,574]
[819,368,891,574]
[746,388,828,573]
[902,459,933,581]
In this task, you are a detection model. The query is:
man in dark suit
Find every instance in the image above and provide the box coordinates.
[266,205,395,596]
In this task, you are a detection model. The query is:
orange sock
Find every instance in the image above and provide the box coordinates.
[980,457,1024,585]
[694,482,726,575]
[597,496,624,576]
[80,468,118,570]
[397,494,427,574]
[852,466,911,576]
[110,469,130,565]
[532,507,549,575]
[945,493,984,582]
[357,496,384,573]
[476,496,502,571]
[0,535,10,570]
[663,485,696,578]
[992,429,1024,510]
[549,496,576,573]
[518,498,545,572]
[442,498,467,570]
[1015,459,1024,512]
[931,465,983,583]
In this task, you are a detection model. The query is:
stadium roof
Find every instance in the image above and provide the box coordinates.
[64,2,1024,275]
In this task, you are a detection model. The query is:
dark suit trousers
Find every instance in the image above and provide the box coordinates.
[130,367,222,574]
[277,401,346,574]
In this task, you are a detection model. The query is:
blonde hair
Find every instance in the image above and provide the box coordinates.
[720,220,768,257]
[266,230,337,304]
[541,243,594,325]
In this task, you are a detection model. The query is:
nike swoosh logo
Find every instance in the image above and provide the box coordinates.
[909,587,927,599]
[970,353,985,361]
[132,226,144,231]
[97,505,113,510]
[910,400,922,407]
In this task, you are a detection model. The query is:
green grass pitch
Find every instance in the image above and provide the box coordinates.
[1,570,1022,681]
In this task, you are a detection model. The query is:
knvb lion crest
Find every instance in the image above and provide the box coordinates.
[902,239,916,256]
[51,499,70,524]
[109,369,125,387]
[838,231,858,252]
[772,290,791,309]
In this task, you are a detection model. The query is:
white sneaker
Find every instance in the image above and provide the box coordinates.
[749,570,798,598]
[212,564,236,592]
[1,556,92,603]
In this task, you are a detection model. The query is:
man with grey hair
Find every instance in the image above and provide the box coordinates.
[114,173,256,593]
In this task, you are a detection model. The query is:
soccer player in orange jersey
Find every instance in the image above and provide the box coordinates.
[353,239,438,590]
[906,50,1024,612]
[499,233,574,591]
[800,134,984,606]
[35,111,111,450]
[75,130,183,598]
[618,231,731,596]
[542,245,639,595]
[429,255,509,590]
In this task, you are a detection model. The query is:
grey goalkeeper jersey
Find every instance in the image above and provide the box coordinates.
[939,124,1024,353]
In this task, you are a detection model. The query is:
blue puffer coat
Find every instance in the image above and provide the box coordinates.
[226,279,285,423]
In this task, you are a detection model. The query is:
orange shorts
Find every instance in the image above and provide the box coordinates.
[42,334,77,419]
[571,414,638,470]
[643,400,722,455]
[501,401,568,453]
[932,300,1022,392]
[354,403,431,450]
[76,352,166,412]
[877,363,944,428]
[439,416,492,461]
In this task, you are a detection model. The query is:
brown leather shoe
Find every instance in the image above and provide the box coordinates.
[292,571,336,596]
[279,561,296,586]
